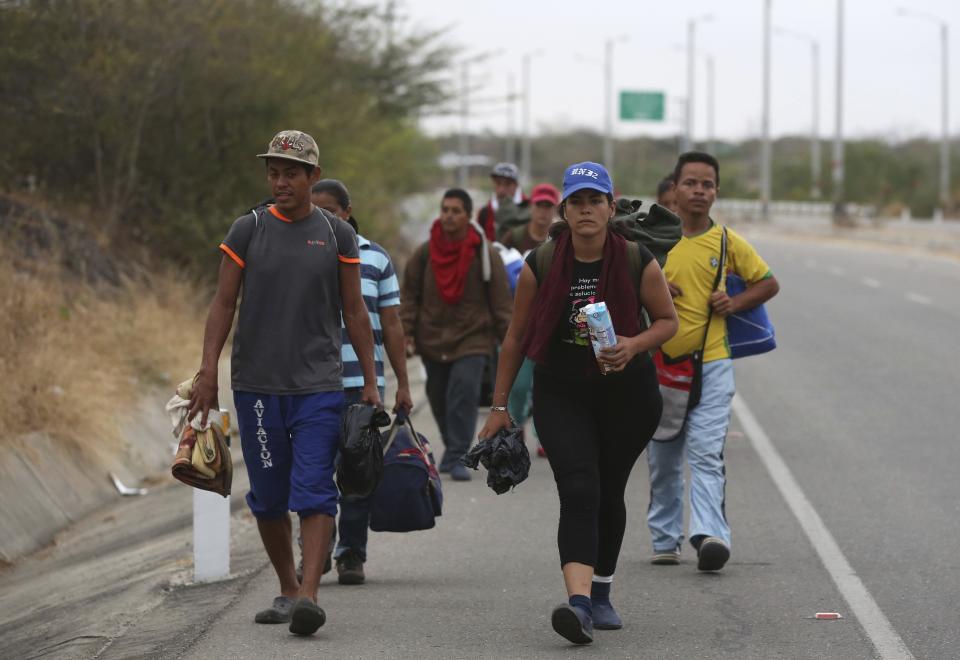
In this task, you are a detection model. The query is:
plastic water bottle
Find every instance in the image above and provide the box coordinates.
[583,301,617,374]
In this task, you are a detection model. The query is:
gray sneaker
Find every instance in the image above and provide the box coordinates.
[254,596,295,624]
[289,597,326,636]
[450,464,472,481]
[697,537,730,571]
[651,547,681,565]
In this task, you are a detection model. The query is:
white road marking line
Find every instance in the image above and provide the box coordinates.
[732,396,915,660]
[906,292,932,305]
[861,277,881,288]
[827,266,846,276]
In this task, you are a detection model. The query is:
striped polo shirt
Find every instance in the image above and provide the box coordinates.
[341,235,401,389]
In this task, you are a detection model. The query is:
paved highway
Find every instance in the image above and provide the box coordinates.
[1,233,956,659]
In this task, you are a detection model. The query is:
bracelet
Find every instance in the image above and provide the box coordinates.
[490,406,508,412]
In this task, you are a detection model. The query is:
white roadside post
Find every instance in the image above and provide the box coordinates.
[193,408,231,582]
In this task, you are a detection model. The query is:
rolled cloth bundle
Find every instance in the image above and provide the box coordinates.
[460,427,530,494]
[168,377,232,497]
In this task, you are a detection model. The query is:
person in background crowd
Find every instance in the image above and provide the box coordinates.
[646,151,779,572]
[310,179,412,586]
[400,189,512,481]
[189,130,380,636]
[499,182,561,457]
[478,162,678,645]
[656,173,678,213]
[477,162,525,241]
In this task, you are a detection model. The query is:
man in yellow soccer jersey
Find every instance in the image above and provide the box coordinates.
[646,152,780,572]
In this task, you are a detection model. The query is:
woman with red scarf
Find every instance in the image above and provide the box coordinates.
[478,163,678,645]
[400,189,513,482]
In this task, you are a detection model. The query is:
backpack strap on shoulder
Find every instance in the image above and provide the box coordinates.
[534,239,556,285]
[625,240,642,287]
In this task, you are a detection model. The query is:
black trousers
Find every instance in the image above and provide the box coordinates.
[422,354,488,470]
[533,358,662,576]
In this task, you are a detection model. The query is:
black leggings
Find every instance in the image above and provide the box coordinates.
[532,359,662,577]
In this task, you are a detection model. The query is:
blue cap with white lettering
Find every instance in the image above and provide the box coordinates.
[561,161,613,201]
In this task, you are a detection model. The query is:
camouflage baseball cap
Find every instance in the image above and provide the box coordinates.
[257,130,319,167]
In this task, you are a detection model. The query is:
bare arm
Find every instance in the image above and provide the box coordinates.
[340,260,382,408]
[477,263,538,440]
[379,305,412,413]
[188,255,242,425]
[710,275,779,317]
[598,259,679,372]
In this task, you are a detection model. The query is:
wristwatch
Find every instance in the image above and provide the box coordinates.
[490,406,508,412]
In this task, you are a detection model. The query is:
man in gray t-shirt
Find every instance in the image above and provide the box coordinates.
[189,130,380,637]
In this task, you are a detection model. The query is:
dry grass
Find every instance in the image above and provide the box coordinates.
[0,251,207,454]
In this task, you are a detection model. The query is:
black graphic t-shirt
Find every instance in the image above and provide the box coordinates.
[525,252,605,377]
[560,259,602,347]
[525,244,656,380]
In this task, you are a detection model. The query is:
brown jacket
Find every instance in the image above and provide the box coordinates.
[400,241,512,363]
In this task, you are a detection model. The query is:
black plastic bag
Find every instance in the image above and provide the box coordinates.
[336,404,391,497]
[460,427,530,494]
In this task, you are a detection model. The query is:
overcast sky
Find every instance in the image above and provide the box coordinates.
[398,0,959,143]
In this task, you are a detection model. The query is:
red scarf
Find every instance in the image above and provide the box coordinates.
[429,219,482,305]
[521,228,640,370]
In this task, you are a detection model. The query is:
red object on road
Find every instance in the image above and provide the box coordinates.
[814,612,843,620]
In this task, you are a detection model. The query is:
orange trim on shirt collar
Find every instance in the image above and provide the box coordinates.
[219,243,245,268]
[268,205,293,223]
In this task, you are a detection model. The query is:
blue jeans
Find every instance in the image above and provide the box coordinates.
[646,359,735,551]
[334,386,385,562]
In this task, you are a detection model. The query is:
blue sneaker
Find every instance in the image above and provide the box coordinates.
[590,581,623,630]
[591,600,623,630]
[551,604,593,644]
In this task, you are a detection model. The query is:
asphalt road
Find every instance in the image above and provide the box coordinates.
[1,232,956,659]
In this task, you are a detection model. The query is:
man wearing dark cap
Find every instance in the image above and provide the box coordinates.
[189,130,380,637]
[477,161,525,241]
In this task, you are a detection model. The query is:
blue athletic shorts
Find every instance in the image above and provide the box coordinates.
[234,390,344,520]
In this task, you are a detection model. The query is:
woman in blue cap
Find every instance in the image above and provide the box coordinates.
[478,162,678,645]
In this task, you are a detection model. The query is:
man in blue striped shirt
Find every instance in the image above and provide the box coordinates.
[312,180,412,585]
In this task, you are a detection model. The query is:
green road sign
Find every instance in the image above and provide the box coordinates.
[619,91,665,121]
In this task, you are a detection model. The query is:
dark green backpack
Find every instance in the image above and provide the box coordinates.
[533,198,682,286]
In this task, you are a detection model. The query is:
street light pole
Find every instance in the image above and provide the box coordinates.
[685,15,714,153]
[685,19,695,152]
[604,38,614,170]
[706,54,715,155]
[774,27,822,199]
[761,0,772,222]
[942,22,950,215]
[520,50,541,186]
[896,8,951,215]
[832,0,845,224]
[506,74,516,163]
[459,61,469,188]
[812,40,822,199]
[602,37,628,176]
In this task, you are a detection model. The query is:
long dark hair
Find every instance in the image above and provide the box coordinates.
[312,178,359,232]
[312,179,351,209]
